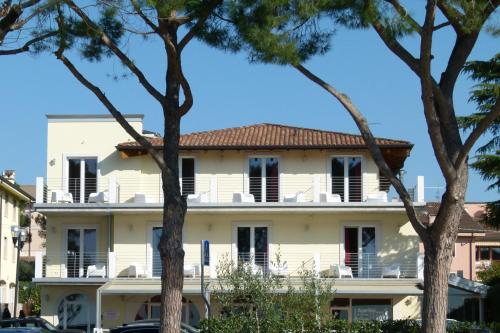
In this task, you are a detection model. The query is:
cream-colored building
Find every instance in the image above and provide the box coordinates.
[33,115,427,332]
[0,172,33,314]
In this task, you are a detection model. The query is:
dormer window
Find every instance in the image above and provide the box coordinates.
[331,157,362,202]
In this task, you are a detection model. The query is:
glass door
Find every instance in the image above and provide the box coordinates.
[180,158,195,196]
[236,226,269,272]
[151,227,162,277]
[343,226,376,277]
[67,158,97,203]
[249,157,279,202]
[331,157,362,202]
[66,228,97,278]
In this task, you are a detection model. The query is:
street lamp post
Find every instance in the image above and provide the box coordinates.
[11,226,27,319]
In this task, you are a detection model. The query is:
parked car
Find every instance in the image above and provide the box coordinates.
[110,320,199,333]
[0,318,84,333]
[0,328,52,333]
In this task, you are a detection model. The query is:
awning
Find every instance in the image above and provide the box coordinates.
[97,279,202,296]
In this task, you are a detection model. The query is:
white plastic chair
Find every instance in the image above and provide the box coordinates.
[51,191,74,203]
[331,264,354,278]
[366,191,388,203]
[232,193,255,203]
[86,263,106,278]
[283,192,306,203]
[381,264,401,278]
[186,193,209,203]
[88,191,109,203]
[128,263,148,278]
[269,261,289,276]
[183,264,201,278]
[319,192,342,203]
[134,193,154,204]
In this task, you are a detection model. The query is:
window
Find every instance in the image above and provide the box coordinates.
[248,157,279,202]
[343,226,376,278]
[67,158,98,203]
[151,227,162,277]
[331,157,362,202]
[235,225,269,271]
[65,228,98,278]
[4,196,9,218]
[352,299,392,321]
[331,298,350,321]
[180,158,195,196]
[476,246,500,261]
[135,296,200,327]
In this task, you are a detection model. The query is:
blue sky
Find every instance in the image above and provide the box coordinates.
[0,12,498,202]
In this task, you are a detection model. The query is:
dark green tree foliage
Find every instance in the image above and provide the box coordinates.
[459,54,500,190]
[477,262,500,322]
[459,54,499,228]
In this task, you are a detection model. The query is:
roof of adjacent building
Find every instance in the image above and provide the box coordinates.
[425,202,494,233]
[117,123,413,151]
[0,176,34,201]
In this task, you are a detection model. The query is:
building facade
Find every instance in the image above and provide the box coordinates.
[0,172,33,314]
[33,115,427,332]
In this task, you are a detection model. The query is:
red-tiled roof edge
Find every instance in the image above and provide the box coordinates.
[116,123,413,150]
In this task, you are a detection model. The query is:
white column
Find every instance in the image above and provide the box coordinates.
[36,177,45,204]
[312,175,320,203]
[210,176,218,203]
[417,253,425,280]
[416,176,425,203]
[34,252,43,278]
[108,252,116,278]
[108,176,117,203]
[95,288,102,331]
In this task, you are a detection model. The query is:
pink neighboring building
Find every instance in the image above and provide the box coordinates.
[422,203,500,281]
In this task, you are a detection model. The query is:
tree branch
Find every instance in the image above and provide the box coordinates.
[130,0,160,35]
[295,64,427,236]
[179,66,192,116]
[419,0,458,184]
[54,49,165,168]
[455,99,500,170]
[436,0,465,34]
[0,30,56,55]
[433,21,450,31]
[64,0,166,105]
[178,0,221,51]
[384,0,422,35]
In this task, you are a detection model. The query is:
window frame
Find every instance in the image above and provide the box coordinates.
[327,155,364,202]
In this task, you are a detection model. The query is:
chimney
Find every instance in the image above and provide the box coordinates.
[3,170,16,183]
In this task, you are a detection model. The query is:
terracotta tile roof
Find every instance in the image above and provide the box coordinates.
[424,202,491,232]
[117,123,413,150]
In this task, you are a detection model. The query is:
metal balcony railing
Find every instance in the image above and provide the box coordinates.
[36,175,426,205]
[35,250,422,280]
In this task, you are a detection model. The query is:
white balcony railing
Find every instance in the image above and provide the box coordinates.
[35,250,423,280]
[36,175,425,205]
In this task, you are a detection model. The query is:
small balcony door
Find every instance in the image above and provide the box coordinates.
[236,226,269,272]
[67,158,97,203]
[180,158,195,196]
[151,227,162,277]
[343,226,376,277]
[249,157,279,202]
[331,157,362,202]
[66,228,97,278]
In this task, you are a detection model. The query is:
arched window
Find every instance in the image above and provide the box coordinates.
[57,293,94,333]
[135,296,200,327]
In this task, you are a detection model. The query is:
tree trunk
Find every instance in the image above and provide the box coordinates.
[421,244,452,333]
[158,22,186,333]
[421,169,468,333]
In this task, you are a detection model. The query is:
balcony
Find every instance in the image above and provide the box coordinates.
[35,175,425,205]
[34,250,423,281]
